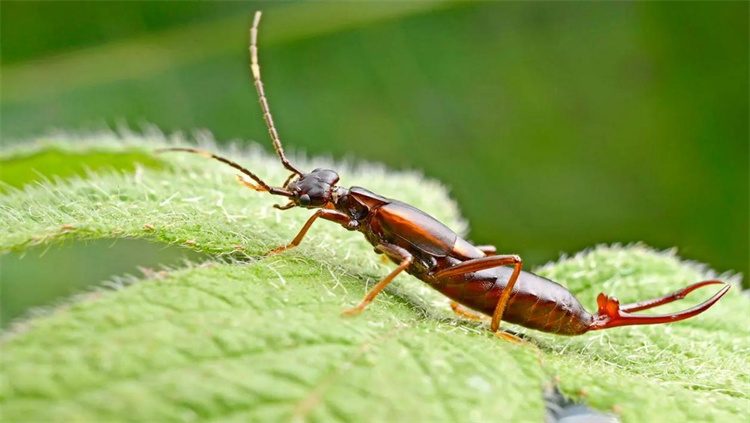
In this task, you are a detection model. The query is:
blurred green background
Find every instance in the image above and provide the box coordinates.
[1,1,748,323]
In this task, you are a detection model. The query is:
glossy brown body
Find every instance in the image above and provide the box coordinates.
[339,187,593,335]
[160,11,729,338]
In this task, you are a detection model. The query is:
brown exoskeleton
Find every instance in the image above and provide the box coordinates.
[158,11,729,338]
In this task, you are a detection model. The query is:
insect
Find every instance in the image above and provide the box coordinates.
[158,11,729,338]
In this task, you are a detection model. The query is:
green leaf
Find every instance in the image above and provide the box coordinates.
[1,135,747,422]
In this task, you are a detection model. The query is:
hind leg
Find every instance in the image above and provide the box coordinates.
[474,245,496,255]
[450,302,523,343]
[433,254,523,332]
[450,301,490,322]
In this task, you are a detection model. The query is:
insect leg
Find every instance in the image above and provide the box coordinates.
[450,301,489,322]
[432,254,523,332]
[451,301,523,343]
[474,245,496,256]
[266,209,354,255]
[343,244,413,316]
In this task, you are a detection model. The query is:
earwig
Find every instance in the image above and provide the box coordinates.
[157,11,729,338]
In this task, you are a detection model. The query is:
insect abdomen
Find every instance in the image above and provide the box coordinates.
[501,270,593,335]
[429,266,593,335]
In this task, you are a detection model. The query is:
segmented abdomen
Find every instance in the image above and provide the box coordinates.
[427,266,593,335]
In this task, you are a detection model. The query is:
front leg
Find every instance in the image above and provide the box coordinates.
[266,209,357,255]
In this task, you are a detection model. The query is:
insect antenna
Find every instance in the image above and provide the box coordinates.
[155,147,293,198]
[250,11,304,178]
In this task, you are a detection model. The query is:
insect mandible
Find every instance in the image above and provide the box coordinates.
[158,11,729,339]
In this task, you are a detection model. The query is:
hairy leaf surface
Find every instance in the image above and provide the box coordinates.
[1,136,747,422]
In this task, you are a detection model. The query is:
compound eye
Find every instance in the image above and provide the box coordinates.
[298,194,311,206]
